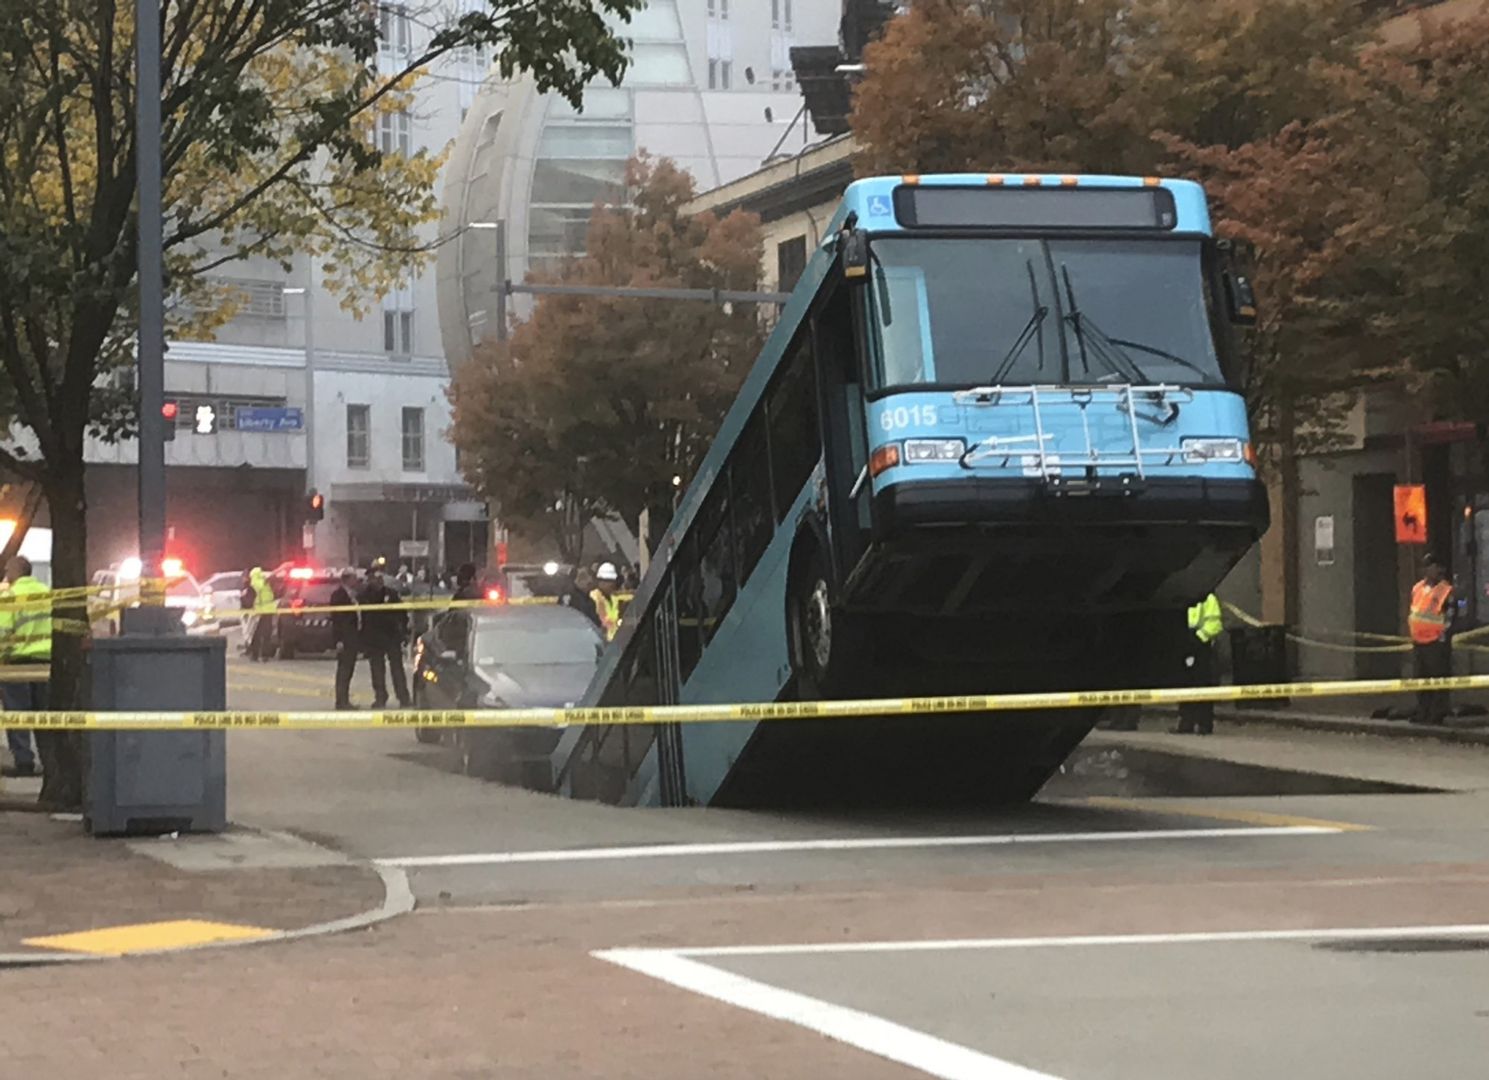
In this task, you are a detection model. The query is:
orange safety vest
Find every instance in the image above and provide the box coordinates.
[1408,579,1453,644]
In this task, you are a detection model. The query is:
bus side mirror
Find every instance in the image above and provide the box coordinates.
[1223,272,1257,327]
[1216,238,1257,327]
[841,228,869,284]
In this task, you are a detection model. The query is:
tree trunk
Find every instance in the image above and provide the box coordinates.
[36,464,89,810]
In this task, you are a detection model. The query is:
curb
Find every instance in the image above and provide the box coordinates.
[0,835,414,967]
[1219,707,1489,747]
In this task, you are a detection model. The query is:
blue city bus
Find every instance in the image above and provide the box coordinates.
[554,174,1267,808]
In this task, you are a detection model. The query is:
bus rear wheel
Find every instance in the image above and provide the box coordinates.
[789,545,861,699]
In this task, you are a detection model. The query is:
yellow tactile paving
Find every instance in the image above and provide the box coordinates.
[24,918,277,955]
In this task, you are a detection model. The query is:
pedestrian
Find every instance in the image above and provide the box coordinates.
[359,561,411,708]
[329,569,362,711]
[245,566,278,661]
[451,562,482,603]
[589,562,622,641]
[1408,553,1456,725]
[1172,592,1223,735]
[562,567,602,629]
[0,557,48,779]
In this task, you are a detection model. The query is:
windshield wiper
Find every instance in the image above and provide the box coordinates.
[1060,265,1146,383]
[1058,264,1211,383]
[988,260,1048,385]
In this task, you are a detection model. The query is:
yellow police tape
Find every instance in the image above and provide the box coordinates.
[2,671,1484,730]
[1222,601,1489,656]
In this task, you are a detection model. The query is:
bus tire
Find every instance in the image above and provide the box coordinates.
[788,542,860,698]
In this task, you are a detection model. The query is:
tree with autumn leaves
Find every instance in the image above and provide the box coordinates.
[449,156,765,560]
[0,0,641,806]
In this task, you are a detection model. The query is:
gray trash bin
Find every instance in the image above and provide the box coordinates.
[86,632,227,836]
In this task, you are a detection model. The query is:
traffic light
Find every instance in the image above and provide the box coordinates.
[307,490,325,522]
[162,401,178,442]
[194,403,217,434]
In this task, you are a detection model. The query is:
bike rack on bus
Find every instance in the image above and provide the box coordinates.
[955,384,1193,481]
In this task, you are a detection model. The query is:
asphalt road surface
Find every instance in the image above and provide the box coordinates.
[10,640,1489,1079]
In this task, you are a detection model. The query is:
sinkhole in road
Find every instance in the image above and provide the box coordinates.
[1039,744,1443,800]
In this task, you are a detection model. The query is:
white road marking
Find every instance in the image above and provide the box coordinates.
[375,824,1339,868]
[673,921,1489,959]
[596,947,1064,1080]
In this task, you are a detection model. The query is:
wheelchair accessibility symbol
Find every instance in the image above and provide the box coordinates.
[867,195,891,217]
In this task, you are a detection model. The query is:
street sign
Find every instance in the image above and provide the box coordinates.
[236,406,304,432]
[1395,484,1427,544]
[399,540,430,559]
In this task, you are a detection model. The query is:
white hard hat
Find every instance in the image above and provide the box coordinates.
[596,562,619,582]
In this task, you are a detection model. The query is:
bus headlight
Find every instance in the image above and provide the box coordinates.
[903,438,967,463]
[1181,438,1245,464]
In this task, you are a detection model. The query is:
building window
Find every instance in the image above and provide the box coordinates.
[401,407,425,472]
[383,281,415,354]
[378,3,412,67]
[347,404,370,469]
[771,0,791,30]
[708,58,718,89]
[719,60,732,89]
[776,235,807,293]
[377,110,412,156]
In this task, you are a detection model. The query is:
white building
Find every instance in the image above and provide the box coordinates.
[83,4,492,576]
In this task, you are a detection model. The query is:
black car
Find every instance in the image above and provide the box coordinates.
[273,571,351,659]
[411,605,602,788]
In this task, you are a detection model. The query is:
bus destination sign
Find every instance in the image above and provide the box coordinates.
[894,186,1178,230]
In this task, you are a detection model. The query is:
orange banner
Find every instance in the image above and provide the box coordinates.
[1394,484,1427,544]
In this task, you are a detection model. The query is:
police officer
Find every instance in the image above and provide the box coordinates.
[359,560,411,708]
[1408,553,1456,725]
[329,569,362,711]
[245,566,278,661]
[451,562,482,603]
[563,567,602,630]
[0,557,48,778]
[590,562,622,641]
[1173,592,1223,735]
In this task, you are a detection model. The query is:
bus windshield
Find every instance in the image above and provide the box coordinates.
[865,237,1225,390]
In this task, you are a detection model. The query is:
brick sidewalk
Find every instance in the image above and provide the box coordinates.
[0,812,384,954]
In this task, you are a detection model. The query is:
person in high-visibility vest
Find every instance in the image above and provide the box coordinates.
[1173,592,1223,735]
[1408,553,1456,725]
[0,556,50,778]
[246,566,278,662]
[589,562,623,642]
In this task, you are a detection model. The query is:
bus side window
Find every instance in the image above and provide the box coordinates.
[731,409,774,585]
[767,333,821,523]
[696,480,737,645]
[673,533,703,684]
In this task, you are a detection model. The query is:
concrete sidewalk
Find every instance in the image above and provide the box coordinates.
[0,812,390,959]
[1217,704,1489,746]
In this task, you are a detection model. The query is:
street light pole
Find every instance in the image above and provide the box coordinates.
[284,273,316,556]
[136,0,166,587]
